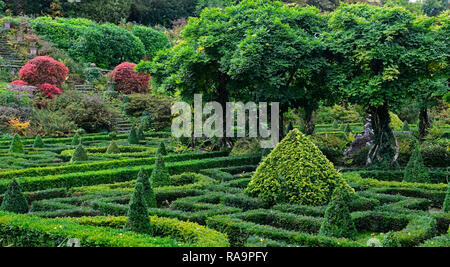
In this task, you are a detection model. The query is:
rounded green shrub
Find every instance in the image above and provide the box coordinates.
[124,182,152,235]
[319,186,357,240]
[151,153,170,187]
[136,168,157,208]
[9,134,24,154]
[245,129,350,205]
[128,126,139,145]
[131,25,170,60]
[106,141,120,154]
[0,179,28,214]
[71,144,88,163]
[33,135,45,149]
[403,145,430,183]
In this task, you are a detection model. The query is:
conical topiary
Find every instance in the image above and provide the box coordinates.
[71,133,81,146]
[71,143,88,163]
[402,121,410,131]
[33,134,44,148]
[136,168,157,208]
[0,179,28,214]
[9,134,24,154]
[124,182,152,234]
[245,129,350,205]
[151,153,170,187]
[106,140,120,154]
[403,145,430,183]
[128,126,139,145]
[157,142,167,156]
[137,126,145,141]
[319,186,357,240]
[443,183,449,212]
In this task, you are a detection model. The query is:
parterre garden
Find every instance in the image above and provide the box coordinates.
[0,0,449,247]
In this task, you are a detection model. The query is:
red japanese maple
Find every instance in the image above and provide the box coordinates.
[110,62,151,94]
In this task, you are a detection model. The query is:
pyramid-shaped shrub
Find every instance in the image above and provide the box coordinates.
[71,133,81,146]
[245,129,350,206]
[0,179,29,214]
[106,141,120,154]
[319,186,357,240]
[443,183,449,212]
[137,126,145,141]
[71,143,88,163]
[157,142,167,156]
[151,153,170,187]
[9,134,24,154]
[403,145,430,183]
[128,126,139,145]
[33,134,45,148]
[124,182,152,234]
[136,168,157,208]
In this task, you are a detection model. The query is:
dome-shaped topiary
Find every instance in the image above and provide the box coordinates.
[106,141,120,154]
[33,134,45,148]
[0,179,29,214]
[403,145,430,183]
[443,183,449,212]
[71,133,81,146]
[319,186,357,240]
[151,153,170,187]
[9,134,24,154]
[124,182,152,234]
[136,168,157,208]
[128,126,139,145]
[71,143,88,163]
[245,129,350,205]
[157,142,167,156]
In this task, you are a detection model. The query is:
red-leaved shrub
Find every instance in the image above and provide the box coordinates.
[39,83,62,99]
[110,62,151,94]
[19,56,69,89]
[10,80,29,86]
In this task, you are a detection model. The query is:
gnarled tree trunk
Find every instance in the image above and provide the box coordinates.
[419,108,431,140]
[366,104,399,167]
[304,108,315,136]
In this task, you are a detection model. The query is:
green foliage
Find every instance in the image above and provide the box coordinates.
[131,26,170,60]
[106,141,120,154]
[124,182,152,235]
[230,138,261,156]
[71,133,81,146]
[9,134,24,154]
[151,153,170,187]
[402,121,410,131]
[128,0,197,27]
[136,168,157,208]
[421,143,450,168]
[137,126,145,141]
[319,186,357,240]
[403,145,430,183]
[382,231,401,247]
[122,94,172,131]
[128,126,139,145]
[389,112,403,130]
[157,142,168,156]
[343,124,352,135]
[71,144,88,163]
[33,135,45,149]
[443,184,449,213]
[246,129,350,205]
[0,179,28,214]
[62,0,133,24]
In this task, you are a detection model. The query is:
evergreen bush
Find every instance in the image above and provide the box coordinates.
[71,143,88,163]
[319,186,357,239]
[33,134,45,148]
[124,182,152,234]
[106,141,120,154]
[150,153,170,187]
[0,179,28,214]
[245,129,350,205]
[403,145,430,183]
[136,168,157,208]
[157,142,167,156]
[128,126,139,145]
[9,134,24,154]
[137,126,145,141]
[71,133,81,146]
